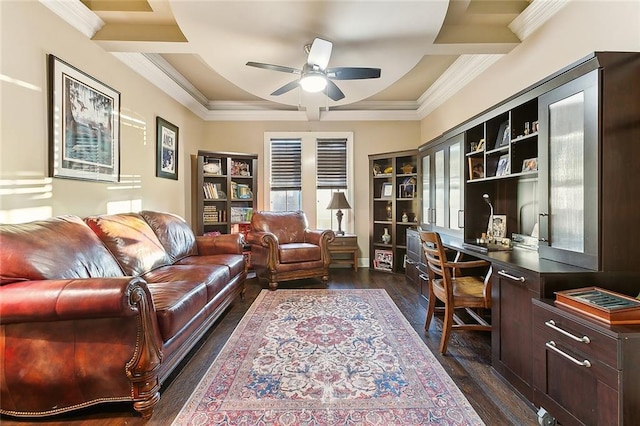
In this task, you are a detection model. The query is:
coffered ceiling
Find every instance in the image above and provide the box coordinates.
[44,0,566,121]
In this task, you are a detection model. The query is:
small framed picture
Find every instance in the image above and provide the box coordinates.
[156,117,179,180]
[381,182,393,198]
[492,215,507,238]
[468,157,484,180]
[522,157,538,172]
[374,249,393,271]
[496,121,510,148]
[496,154,510,177]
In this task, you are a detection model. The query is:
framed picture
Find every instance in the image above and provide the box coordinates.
[203,158,222,175]
[156,117,179,180]
[48,55,120,182]
[496,154,510,177]
[374,249,393,271]
[492,215,507,238]
[496,121,510,148]
[468,157,484,180]
[381,182,393,198]
[522,157,538,172]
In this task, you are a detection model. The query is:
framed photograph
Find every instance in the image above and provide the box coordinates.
[49,55,120,182]
[156,117,179,180]
[374,249,393,272]
[522,157,538,172]
[381,182,393,198]
[491,215,507,238]
[203,158,222,175]
[496,121,510,148]
[496,154,510,177]
[468,157,484,180]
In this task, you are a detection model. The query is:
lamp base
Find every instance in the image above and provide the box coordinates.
[336,209,344,236]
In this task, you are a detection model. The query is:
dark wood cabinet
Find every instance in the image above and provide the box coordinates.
[406,228,429,301]
[532,298,640,426]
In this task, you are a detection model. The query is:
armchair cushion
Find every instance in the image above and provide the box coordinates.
[279,243,321,263]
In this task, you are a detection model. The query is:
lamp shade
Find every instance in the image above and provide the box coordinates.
[327,192,351,210]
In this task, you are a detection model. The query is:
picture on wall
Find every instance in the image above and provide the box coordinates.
[49,55,120,182]
[156,117,179,180]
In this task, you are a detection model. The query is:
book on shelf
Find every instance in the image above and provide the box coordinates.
[230,207,253,223]
[203,205,225,222]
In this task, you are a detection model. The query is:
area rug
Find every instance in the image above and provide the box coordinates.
[172,289,484,425]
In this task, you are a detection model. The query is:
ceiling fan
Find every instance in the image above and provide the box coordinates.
[246,38,381,101]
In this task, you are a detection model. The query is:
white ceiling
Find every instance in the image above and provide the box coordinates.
[44,0,566,121]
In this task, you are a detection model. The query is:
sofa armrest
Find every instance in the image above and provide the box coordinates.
[0,277,153,324]
[196,233,244,255]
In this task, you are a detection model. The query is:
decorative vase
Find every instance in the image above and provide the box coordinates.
[386,202,392,219]
[382,228,391,244]
[402,212,408,222]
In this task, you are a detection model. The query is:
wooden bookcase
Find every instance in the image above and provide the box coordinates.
[195,150,258,236]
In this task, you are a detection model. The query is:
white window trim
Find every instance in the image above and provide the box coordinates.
[264,131,354,230]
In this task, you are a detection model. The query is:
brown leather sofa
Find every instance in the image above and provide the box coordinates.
[0,210,246,419]
[246,210,335,290]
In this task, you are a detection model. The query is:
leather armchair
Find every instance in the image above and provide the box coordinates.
[246,211,335,290]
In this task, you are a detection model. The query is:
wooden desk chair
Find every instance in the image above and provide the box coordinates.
[419,230,492,354]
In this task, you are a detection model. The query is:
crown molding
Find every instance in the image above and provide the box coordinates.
[39,0,104,38]
[510,0,571,41]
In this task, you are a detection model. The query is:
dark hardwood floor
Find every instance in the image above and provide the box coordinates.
[1,268,538,425]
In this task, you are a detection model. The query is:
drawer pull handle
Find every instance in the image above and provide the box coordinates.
[545,320,591,344]
[545,341,591,368]
[406,259,415,265]
[497,270,525,282]
[419,273,429,280]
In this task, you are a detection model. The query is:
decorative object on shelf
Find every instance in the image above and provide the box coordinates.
[495,154,510,176]
[383,166,393,174]
[522,157,538,172]
[399,177,416,198]
[203,159,222,175]
[156,116,179,180]
[372,163,381,176]
[491,215,507,239]
[386,202,392,219]
[482,193,494,239]
[496,121,510,148]
[327,191,351,236]
[555,287,640,325]
[231,161,250,176]
[381,228,391,244]
[524,122,530,135]
[373,249,393,271]
[401,164,414,174]
[235,183,252,199]
[532,120,539,132]
[381,182,393,198]
[473,138,485,152]
[468,157,484,180]
[49,55,121,183]
[401,212,408,223]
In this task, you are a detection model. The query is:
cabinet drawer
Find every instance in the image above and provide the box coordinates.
[330,236,357,247]
[533,301,618,369]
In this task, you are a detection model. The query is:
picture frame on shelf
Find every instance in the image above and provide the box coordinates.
[468,157,484,180]
[381,182,393,198]
[496,154,510,176]
[373,249,393,272]
[203,158,222,175]
[522,157,538,172]
[48,55,121,182]
[496,121,510,148]
[492,215,507,238]
[156,117,179,180]
[471,138,485,153]
[399,176,416,198]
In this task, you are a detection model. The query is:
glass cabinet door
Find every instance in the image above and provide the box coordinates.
[422,154,431,225]
[538,70,599,270]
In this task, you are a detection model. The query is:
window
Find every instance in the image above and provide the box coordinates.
[265,132,353,232]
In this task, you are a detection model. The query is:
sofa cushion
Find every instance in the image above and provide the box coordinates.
[279,243,321,263]
[146,281,208,342]
[139,210,198,263]
[142,264,230,303]
[176,254,245,279]
[0,216,124,284]
[85,213,171,277]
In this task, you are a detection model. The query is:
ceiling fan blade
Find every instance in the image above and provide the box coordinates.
[324,79,345,101]
[307,38,332,70]
[271,80,300,96]
[246,62,300,74]
[326,67,381,80]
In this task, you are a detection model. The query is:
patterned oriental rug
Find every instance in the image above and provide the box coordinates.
[172,289,484,425]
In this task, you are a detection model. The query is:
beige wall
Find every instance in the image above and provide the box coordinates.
[1,1,203,223]
[420,0,640,144]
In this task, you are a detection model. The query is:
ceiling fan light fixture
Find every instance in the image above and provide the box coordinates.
[300,72,327,93]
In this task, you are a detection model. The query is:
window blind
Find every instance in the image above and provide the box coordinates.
[317,138,347,189]
[270,139,301,190]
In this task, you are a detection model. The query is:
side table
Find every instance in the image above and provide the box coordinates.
[329,234,358,271]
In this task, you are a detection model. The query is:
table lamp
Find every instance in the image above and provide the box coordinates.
[327,191,351,235]
[483,193,494,240]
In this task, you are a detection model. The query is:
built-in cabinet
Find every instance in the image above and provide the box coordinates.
[369,150,419,273]
[195,150,258,236]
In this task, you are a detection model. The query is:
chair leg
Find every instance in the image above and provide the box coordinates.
[424,293,436,332]
[268,280,278,291]
[440,303,455,354]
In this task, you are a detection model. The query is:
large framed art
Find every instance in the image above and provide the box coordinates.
[48,55,120,182]
[156,117,179,180]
